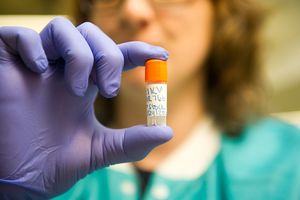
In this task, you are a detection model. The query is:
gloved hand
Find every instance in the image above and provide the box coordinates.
[0,17,172,199]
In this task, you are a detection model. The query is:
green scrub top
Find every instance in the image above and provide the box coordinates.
[53,118,300,200]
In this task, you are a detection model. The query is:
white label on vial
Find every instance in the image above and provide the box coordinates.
[146,84,167,117]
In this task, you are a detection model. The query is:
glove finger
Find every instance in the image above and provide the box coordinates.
[91,124,173,169]
[118,41,169,71]
[40,17,94,96]
[122,125,173,162]
[0,26,48,73]
[77,22,124,98]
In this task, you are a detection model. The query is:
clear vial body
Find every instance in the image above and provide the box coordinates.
[146,82,167,126]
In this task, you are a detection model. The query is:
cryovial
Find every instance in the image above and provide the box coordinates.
[145,59,167,126]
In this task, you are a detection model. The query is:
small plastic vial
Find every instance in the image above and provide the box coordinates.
[145,59,167,126]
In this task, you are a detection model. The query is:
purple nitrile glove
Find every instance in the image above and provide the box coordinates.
[0,17,172,199]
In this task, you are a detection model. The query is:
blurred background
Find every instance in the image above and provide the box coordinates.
[0,0,299,125]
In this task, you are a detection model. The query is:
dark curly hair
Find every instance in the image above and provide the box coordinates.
[72,0,265,136]
[205,0,265,135]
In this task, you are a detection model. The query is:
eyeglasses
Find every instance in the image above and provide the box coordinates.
[90,0,195,10]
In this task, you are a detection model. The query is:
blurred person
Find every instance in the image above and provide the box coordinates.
[52,0,300,199]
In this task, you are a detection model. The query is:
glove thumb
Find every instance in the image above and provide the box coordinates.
[90,124,173,170]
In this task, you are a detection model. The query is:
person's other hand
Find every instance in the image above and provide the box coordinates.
[0,17,172,199]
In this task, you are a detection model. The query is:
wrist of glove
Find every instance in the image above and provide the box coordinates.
[0,180,48,200]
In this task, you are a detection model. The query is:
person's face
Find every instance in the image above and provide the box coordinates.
[89,0,214,94]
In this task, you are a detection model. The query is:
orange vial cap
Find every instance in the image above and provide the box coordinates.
[145,59,167,82]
